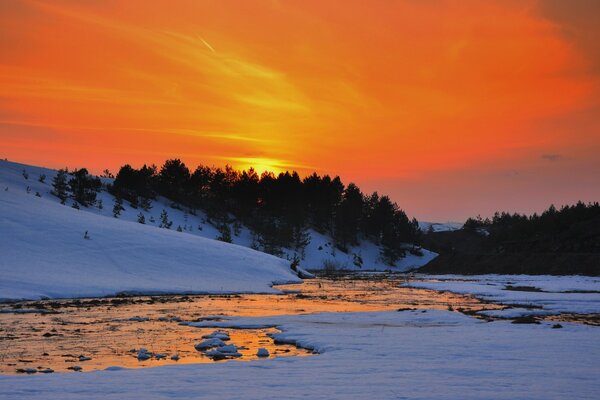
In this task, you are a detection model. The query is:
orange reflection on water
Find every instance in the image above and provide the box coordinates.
[0,276,496,375]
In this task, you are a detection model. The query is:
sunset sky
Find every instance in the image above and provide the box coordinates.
[1,0,599,221]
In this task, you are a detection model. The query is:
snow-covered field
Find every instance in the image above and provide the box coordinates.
[0,310,598,399]
[0,159,435,279]
[405,274,600,315]
[0,161,301,300]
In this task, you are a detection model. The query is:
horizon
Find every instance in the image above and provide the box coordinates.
[2,0,600,221]
[3,155,594,225]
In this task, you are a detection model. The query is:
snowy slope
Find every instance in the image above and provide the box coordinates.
[0,311,598,399]
[418,221,463,232]
[0,161,302,301]
[0,159,435,273]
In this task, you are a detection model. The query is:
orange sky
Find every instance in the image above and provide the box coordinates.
[1,0,599,220]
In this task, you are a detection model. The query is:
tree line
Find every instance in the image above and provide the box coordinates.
[463,201,600,252]
[104,159,419,264]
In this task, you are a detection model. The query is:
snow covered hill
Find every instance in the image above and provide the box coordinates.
[418,221,463,232]
[0,160,436,296]
[0,160,303,301]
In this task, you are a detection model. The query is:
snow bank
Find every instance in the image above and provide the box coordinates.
[405,274,600,314]
[0,311,598,399]
[0,161,300,301]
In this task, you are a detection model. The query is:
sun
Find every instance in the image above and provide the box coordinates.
[229,157,291,175]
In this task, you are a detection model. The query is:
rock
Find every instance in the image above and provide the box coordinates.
[16,368,37,374]
[154,353,167,360]
[552,323,563,329]
[137,349,152,361]
[170,354,180,361]
[67,365,82,372]
[511,315,540,324]
[205,349,242,360]
[39,368,54,373]
[256,348,269,358]
[205,350,227,361]
[78,355,92,362]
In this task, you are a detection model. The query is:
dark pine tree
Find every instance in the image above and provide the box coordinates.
[68,168,101,207]
[333,183,364,251]
[51,169,69,204]
[157,159,190,204]
[159,209,172,229]
[113,197,125,217]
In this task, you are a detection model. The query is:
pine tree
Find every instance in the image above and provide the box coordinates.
[176,225,183,232]
[97,199,103,210]
[38,174,46,183]
[159,209,172,229]
[140,197,152,211]
[22,169,29,180]
[51,169,69,204]
[216,223,232,243]
[137,212,145,224]
[292,225,311,259]
[68,168,101,207]
[113,197,125,217]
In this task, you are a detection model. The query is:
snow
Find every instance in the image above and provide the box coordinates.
[202,331,231,341]
[3,159,597,398]
[295,228,438,272]
[0,159,434,274]
[476,308,555,318]
[404,274,600,314]
[0,160,301,301]
[1,311,598,399]
[256,348,269,357]
[419,221,463,232]
[194,338,226,350]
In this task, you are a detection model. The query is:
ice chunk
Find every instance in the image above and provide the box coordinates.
[194,338,225,351]
[256,348,269,357]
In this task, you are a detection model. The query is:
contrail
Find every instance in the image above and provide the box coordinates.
[199,36,215,53]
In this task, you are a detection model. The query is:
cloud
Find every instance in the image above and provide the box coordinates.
[537,0,600,73]
[541,154,562,161]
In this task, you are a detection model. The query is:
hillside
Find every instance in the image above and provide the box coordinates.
[0,160,435,277]
[0,160,306,301]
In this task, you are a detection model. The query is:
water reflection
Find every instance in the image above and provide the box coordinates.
[0,275,502,375]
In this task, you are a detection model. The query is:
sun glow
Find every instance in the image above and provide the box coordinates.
[226,157,305,176]
[1,0,599,219]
